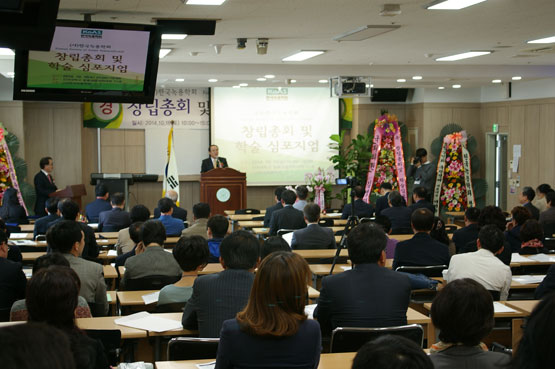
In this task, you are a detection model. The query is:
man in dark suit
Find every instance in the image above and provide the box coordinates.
[519,186,540,220]
[201,144,228,173]
[374,183,392,217]
[153,189,187,222]
[381,191,413,234]
[0,229,26,320]
[263,186,285,227]
[182,230,259,337]
[269,189,306,236]
[393,208,451,269]
[33,156,57,217]
[85,183,112,223]
[98,192,131,232]
[33,198,60,238]
[341,186,374,219]
[314,222,411,335]
[291,203,335,250]
[408,186,435,214]
[452,207,481,253]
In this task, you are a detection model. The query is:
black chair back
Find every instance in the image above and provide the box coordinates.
[251,216,265,221]
[167,337,219,360]
[235,209,261,215]
[156,302,186,313]
[330,324,424,353]
[391,227,413,235]
[87,302,108,317]
[318,218,334,227]
[124,275,180,291]
[488,290,501,301]
[277,229,295,237]
[84,329,122,366]
[395,265,448,278]
[444,224,458,234]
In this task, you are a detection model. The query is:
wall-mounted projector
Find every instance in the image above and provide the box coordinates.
[330,76,371,97]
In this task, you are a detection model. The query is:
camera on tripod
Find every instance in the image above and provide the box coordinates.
[412,156,422,165]
[336,176,360,187]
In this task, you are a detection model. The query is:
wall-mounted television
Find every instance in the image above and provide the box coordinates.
[13,19,161,103]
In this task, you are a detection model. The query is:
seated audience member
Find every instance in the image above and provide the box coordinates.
[408,186,435,214]
[520,186,540,220]
[533,183,552,213]
[116,205,150,255]
[158,235,210,306]
[505,206,532,253]
[33,198,60,238]
[114,222,143,268]
[519,219,549,254]
[293,185,309,211]
[0,219,21,263]
[264,186,286,227]
[206,215,229,262]
[215,252,320,369]
[122,220,181,288]
[98,192,131,232]
[381,191,413,234]
[157,197,185,236]
[374,182,393,217]
[260,236,291,260]
[0,229,26,321]
[0,188,28,225]
[48,199,99,260]
[373,215,398,258]
[539,190,555,228]
[393,209,450,270]
[431,216,455,256]
[460,205,512,266]
[47,220,108,316]
[315,223,411,335]
[446,225,511,300]
[182,230,260,337]
[341,185,374,220]
[153,189,187,221]
[0,322,76,369]
[269,189,306,236]
[352,335,434,369]
[84,183,111,223]
[10,253,92,321]
[452,207,480,253]
[26,266,109,369]
[535,265,555,299]
[291,203,335,250]
[182,202,210,239]
[429,278,510,369]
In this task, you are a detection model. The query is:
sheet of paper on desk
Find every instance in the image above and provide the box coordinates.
[12,240,35,246]
[10,233,29,239]
[512,275,546,284]
[282,232,293,246]
[115,311,182,332]
[88,223,99,229]
[107,250,118,256]
[511,253,535,263]
[23,268,32,278]
[196,362,215,369]
[304,304,317,319]
[341,266,352,271]
[527,254,555,262]
[142,291,160,305]
[493,302,517,313]
[107,293,112,303]
[325,213,341,217]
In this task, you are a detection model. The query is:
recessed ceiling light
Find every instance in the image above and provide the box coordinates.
[365,84,370,88]
[186,0,226,5]
[370,84,374,88]
[426,0,487,10]
[438,86,445,90]
[527,35,555,44]
[512,76,522,80]
[412,76,423,80]
[282,50,325,62]
[232,85,240,88]
[492,79,502,83]
[208,78,218,82]
[318,79,328,84]
[397,79,406,83]
[452,84,461,88]
[435,51,491,61]
[239,83,248,87]
[290,79,297,83]
[256,77,267,82]
[162,34,188,40]
[0,48,15,56]
[264,74,275,79]
[175,78,185,82]
[159,49,172,58]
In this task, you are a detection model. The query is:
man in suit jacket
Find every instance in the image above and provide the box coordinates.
[341,186,374,219]
[182,202,210,239]
[314,223,411,335]
[157,198,185,236]
[269,189,306,236]
[122,220,182,289]
[263,186,285,227]
[85,183,112,223]
[153,190,187,222]
[182,230,259,337]
[374,183,392,217]
[519,186,540,220]
[291,203,335,250]
[48,220,108,316]
[408,148,436,196]
[408,186,435,214]
[116,205,151,255]
[201,144,228,173]
[33,198,60,238]
[393,208,450,270]
[452,207,481,253]
[33,156,57,217]
[381,191,413,234]
[98,192,131,232]
[0,229,26,318]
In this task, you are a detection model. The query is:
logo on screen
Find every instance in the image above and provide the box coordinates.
[81,29,103,39]
[266,88,288,95]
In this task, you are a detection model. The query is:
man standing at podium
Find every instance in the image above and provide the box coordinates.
[34,156,57,217]
[201,145,228,173]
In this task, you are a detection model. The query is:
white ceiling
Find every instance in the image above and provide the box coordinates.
[51,0,555,88]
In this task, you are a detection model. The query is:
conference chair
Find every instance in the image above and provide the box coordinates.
[167,337,220,360]
[395,265,448,278]
[84,329,122,366]
[359,217,374,224]
[235,208,261,215]
[251,215,265,221]
[277,229,295,237]
[318,218,334,227]
[488,290,501,301]
[330,324,424,353]
[156,302,186,313]
[124,275,180,291]
[444,224,458,233]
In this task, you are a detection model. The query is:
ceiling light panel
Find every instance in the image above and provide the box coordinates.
[435,51,491,61]
[186,0,226,5]
[333,25,400,42]
[527,35,555,44]
[282,51,324,62]
[159,49,172,58]
[0,48,15,56]
[162,34,188,40]
[427,0,487,10]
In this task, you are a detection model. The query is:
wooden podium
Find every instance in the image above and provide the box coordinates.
[200,168,246,215]
[49,184,87,209]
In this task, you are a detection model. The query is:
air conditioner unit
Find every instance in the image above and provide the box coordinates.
[330,76,371,97]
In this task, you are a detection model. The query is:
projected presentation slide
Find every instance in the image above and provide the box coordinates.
[212,87,339,185]
[27,26,150,91]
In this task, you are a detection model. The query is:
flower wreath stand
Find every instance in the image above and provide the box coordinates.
[0,124,28,213]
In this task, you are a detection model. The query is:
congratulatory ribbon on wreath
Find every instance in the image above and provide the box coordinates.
[163,121,180,206]
[0,124,28,214]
